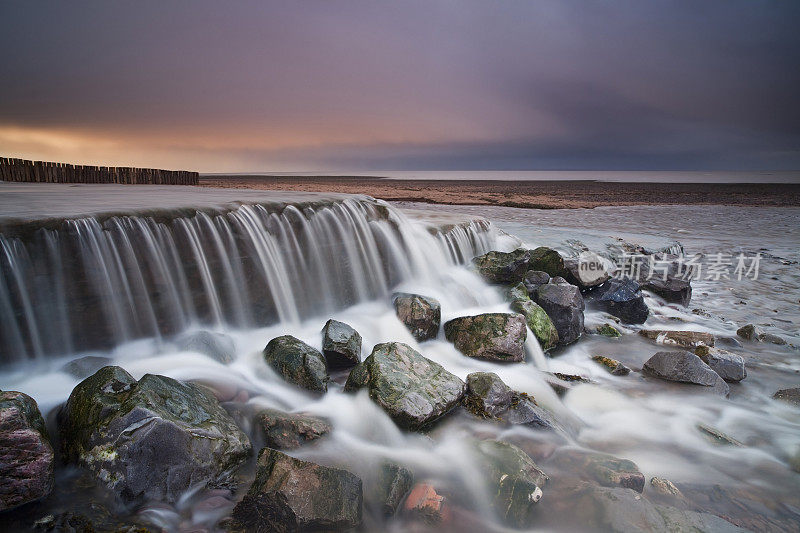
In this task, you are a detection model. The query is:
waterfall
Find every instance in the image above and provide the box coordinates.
[0,198,499,362]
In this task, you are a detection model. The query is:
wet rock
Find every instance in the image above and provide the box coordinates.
[772,387,800,406]
[373,462,414,517]
[444,313,527,362]
[534,281,585,345]
[564,251,611,289]
[528,246,569,279]
[522,270,550,295]
[696,423,744,446]
[0,391,54,511]
[176,330,236,364]
[560,483,748,533]
[464,372,555,429]
[509,294,559,351]
[590,278,649,324]
[551,449,645,493]
[596,324,621,337]
[639,329,715,349]
[472,248,531,284]
[694,346,746,382]
[472,440,547,527]
[230,448,362,531]
[344,342,465,430]
[61,355,114,379]
[505,282,529,302]
[736,323,761,340]
[650,476,683,498]
[321,319,361,369]
[255,408,331,449]
[263,335,329,393]
[59,366,251,504]
[591,355,631,376]
[762,333,787,345]
[392,292,441,342]
[642,351,729,396]
[642,276,692,307]
[403,483,449,525]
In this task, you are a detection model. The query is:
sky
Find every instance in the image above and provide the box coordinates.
[1,1,799,173]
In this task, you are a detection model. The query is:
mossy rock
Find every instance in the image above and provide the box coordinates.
[444,313,527,362]
[510,297,559,351]
[472,249,531,284]
[528,247,569,279]
[596,324,621,337]
[263,335,329,393]
[59,366,252,504]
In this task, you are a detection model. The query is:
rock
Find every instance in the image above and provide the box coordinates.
[696,423,744,446]
[528,246,569,279]
[444,313,527,362]
[561,483,748,533]
[591,356,631,376]
[59,366,251,504]
[505,282,529,302]
[263,335,328,393]
[534,281,585,345]
[564,251,611,289]
[736,323,761,340]
[522,270,550,295]
[642,351,729,396]
[321,319,361,369]
[0,391,54,511]
[464,372,555,429]
[255,408,331,449]
[509,296,559,351]
[373,462,414,517]
[650,477,683,498]
[596,324,621,337]
[403,483,449,525]
[176,330,236,364]
[773,387,800,406]
[642,276,692,307]
[590,278,649,324]
[471,440,547,527]
[551,449,645,493]
[344,342,465,430]
[762,333,787,345]
[61,355,114,379]
[694,346,746,382]
[392,293,441,342]
[230,448,362,531]
[639,329,715,349]
[472,248,531,284]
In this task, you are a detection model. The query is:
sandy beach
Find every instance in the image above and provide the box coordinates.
[199,175,800,209]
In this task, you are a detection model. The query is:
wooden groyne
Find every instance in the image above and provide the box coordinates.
[0,157,198,185]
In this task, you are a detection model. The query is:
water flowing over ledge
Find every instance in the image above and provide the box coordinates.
[0,184,501,361]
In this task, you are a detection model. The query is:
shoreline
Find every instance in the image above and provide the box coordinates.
[199,175,800,209]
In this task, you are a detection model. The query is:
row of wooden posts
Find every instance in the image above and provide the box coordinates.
[0,157,198,185]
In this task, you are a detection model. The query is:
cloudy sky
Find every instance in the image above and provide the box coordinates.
[1,1,799,172]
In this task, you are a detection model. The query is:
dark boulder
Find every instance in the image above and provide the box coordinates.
[392,293,441,342]
[464,372,555,429]
[372,462,414,517]
[255,408,332,450]
[59,366,251,504]
[528,247,569,279]
[444,313,527,362]
[534,281,585,345]
[590,277,649,324]
[321,319,361,369]
[0,391,54,511]
[472,248,531,284]
[344,342,465,430]
[230,448,362,532]
[643,351,729,396]
[522,270,550,296]
[773,387,800,406]
[263,335,328,393]
[642,276,692,307]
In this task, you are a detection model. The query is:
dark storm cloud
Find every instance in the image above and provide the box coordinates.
[0,0,798,171]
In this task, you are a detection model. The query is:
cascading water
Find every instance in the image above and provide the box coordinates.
[0,198,499,362]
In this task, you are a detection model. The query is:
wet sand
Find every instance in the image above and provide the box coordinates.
[199,175,800,209]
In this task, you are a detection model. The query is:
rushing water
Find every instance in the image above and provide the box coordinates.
[1,192,799,532]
